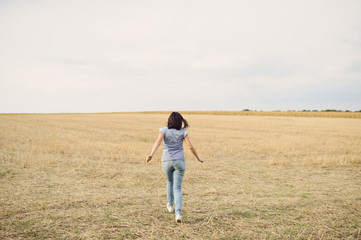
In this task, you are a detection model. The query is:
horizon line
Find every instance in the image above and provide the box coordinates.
[1,109,360,115]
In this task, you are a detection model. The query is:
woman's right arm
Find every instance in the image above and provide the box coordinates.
[184,135,204,163]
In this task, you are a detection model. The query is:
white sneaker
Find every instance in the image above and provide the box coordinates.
[167,203,174,213]
[175,214,182,223]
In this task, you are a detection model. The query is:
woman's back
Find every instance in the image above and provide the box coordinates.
[160,127,188,161]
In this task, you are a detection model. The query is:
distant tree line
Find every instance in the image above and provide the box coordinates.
[242,109,361,112]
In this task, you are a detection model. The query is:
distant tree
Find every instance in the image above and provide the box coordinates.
[312,110,318,112]
[242,109,251,111]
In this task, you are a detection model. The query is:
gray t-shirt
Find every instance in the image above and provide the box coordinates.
[160,127,188,161]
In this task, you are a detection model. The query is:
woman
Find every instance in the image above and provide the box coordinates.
[146,112,204,223]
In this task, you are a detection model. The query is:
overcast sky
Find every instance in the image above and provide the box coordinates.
[0,0,360,113]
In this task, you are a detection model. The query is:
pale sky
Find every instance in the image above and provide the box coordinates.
[1,0,360,113]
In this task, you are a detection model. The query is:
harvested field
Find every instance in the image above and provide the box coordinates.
[0,113,360,239]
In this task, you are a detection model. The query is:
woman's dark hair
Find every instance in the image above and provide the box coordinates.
[167,112,189,130]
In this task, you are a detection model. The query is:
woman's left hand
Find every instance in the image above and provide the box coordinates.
[146,155,152,162]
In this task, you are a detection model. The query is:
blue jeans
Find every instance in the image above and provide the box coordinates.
[162,160,185,215]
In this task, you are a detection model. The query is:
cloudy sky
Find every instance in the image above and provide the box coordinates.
[1,0,360,113]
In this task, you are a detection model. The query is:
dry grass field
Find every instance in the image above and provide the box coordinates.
[0,113,360,239]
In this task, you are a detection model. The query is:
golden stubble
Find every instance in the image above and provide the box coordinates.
[0,113,360,239]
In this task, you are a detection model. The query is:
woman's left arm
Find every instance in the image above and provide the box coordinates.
[146,132,164,162]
